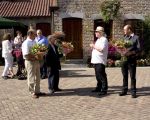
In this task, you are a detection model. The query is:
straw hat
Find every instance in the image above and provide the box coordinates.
[95,26,104,32]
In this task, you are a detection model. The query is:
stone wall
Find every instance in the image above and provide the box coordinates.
[54,0,150,62]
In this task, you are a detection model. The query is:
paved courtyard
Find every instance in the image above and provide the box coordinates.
[0,65,150,120]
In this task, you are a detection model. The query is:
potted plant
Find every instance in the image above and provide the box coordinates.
[100,0,120,22]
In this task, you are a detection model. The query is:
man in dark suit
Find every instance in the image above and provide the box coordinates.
[119,25,141,98]
[46,35,63,94]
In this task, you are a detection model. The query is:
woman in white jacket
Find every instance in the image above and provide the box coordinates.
[1,33,14,79]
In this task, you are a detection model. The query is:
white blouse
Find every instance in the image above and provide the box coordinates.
[2,40,13,58]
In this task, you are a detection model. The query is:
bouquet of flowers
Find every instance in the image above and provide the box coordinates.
[61,41,74,55]
[111,39,132,61]
[30,44,48,60]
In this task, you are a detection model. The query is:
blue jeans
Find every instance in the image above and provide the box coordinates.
[48,67,59,90]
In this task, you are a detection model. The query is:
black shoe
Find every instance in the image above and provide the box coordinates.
[37,92,46,96]
[54,88,62,91]
[98,91,107,96]
[119,92,127,96]
[131,93,137,98]
[41,75,46,79]
[91,89,101,92]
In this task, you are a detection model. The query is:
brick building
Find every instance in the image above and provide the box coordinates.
[54,0,149,61]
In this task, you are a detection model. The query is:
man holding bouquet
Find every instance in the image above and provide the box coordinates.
[35,29,49,79]
[22,29,45,98]
[119,25,141,98]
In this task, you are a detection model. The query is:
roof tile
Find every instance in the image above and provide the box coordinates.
[0,0,57,17]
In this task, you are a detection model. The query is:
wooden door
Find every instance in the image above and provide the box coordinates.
[36,23,51,37]
[63,18,83,59]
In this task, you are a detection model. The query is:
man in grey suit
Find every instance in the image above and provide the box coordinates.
[119,25,141,98]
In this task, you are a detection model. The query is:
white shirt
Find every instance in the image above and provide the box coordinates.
[2,40,13,58]
[22,37,36,59]
[91,36,108,65]
[14,35,24,45]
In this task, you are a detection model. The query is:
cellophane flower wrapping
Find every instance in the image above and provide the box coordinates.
[61,42,74,55]
[111,39,132,61]
[57,41,74,55]
[30,44,48,61]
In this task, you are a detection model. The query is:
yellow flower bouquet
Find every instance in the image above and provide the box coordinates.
[30,44,48,61]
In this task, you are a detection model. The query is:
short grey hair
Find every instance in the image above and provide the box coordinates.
[47,35,56,41]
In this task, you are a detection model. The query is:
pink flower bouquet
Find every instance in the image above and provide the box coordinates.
[61,42,74,55]
[111,39,132,61]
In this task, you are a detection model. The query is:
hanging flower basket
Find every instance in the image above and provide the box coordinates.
[100,0,120,22]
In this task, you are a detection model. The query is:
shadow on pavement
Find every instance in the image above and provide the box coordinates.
[108,86,122,94]
[137,87,150,96]
[108,86,150,97]
[42,86,124,98]
[60,69,95,78]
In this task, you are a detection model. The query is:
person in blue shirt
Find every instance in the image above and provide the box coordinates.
[35,29,49,79]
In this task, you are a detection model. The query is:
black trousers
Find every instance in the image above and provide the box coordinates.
[94,63,108,92]
[121,60,137,93]
[48,67,60,90]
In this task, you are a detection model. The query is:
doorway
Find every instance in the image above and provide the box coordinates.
[62,18,83,59]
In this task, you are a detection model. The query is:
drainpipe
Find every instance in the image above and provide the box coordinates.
[49,0,59,34]
[50,10,55,33]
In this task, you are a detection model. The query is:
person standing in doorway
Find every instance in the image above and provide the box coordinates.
[119,25,141,98]
[90,26,108,96]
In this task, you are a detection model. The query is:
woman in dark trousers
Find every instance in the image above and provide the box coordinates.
[46,35,63,94]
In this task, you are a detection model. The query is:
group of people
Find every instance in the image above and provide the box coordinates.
[90,25,141,98]
[1,24,140,99]
[1,29,63,98]
[22,29,63,98]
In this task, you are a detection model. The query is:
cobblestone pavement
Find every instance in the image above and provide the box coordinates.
[0,65,150,120]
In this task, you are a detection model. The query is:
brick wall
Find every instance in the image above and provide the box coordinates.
[54,0,150,61]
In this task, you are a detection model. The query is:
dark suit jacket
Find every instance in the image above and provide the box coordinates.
[45,44,63,70]
[124,34,141,59]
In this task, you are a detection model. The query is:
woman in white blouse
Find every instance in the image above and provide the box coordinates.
[1,33,15,79]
